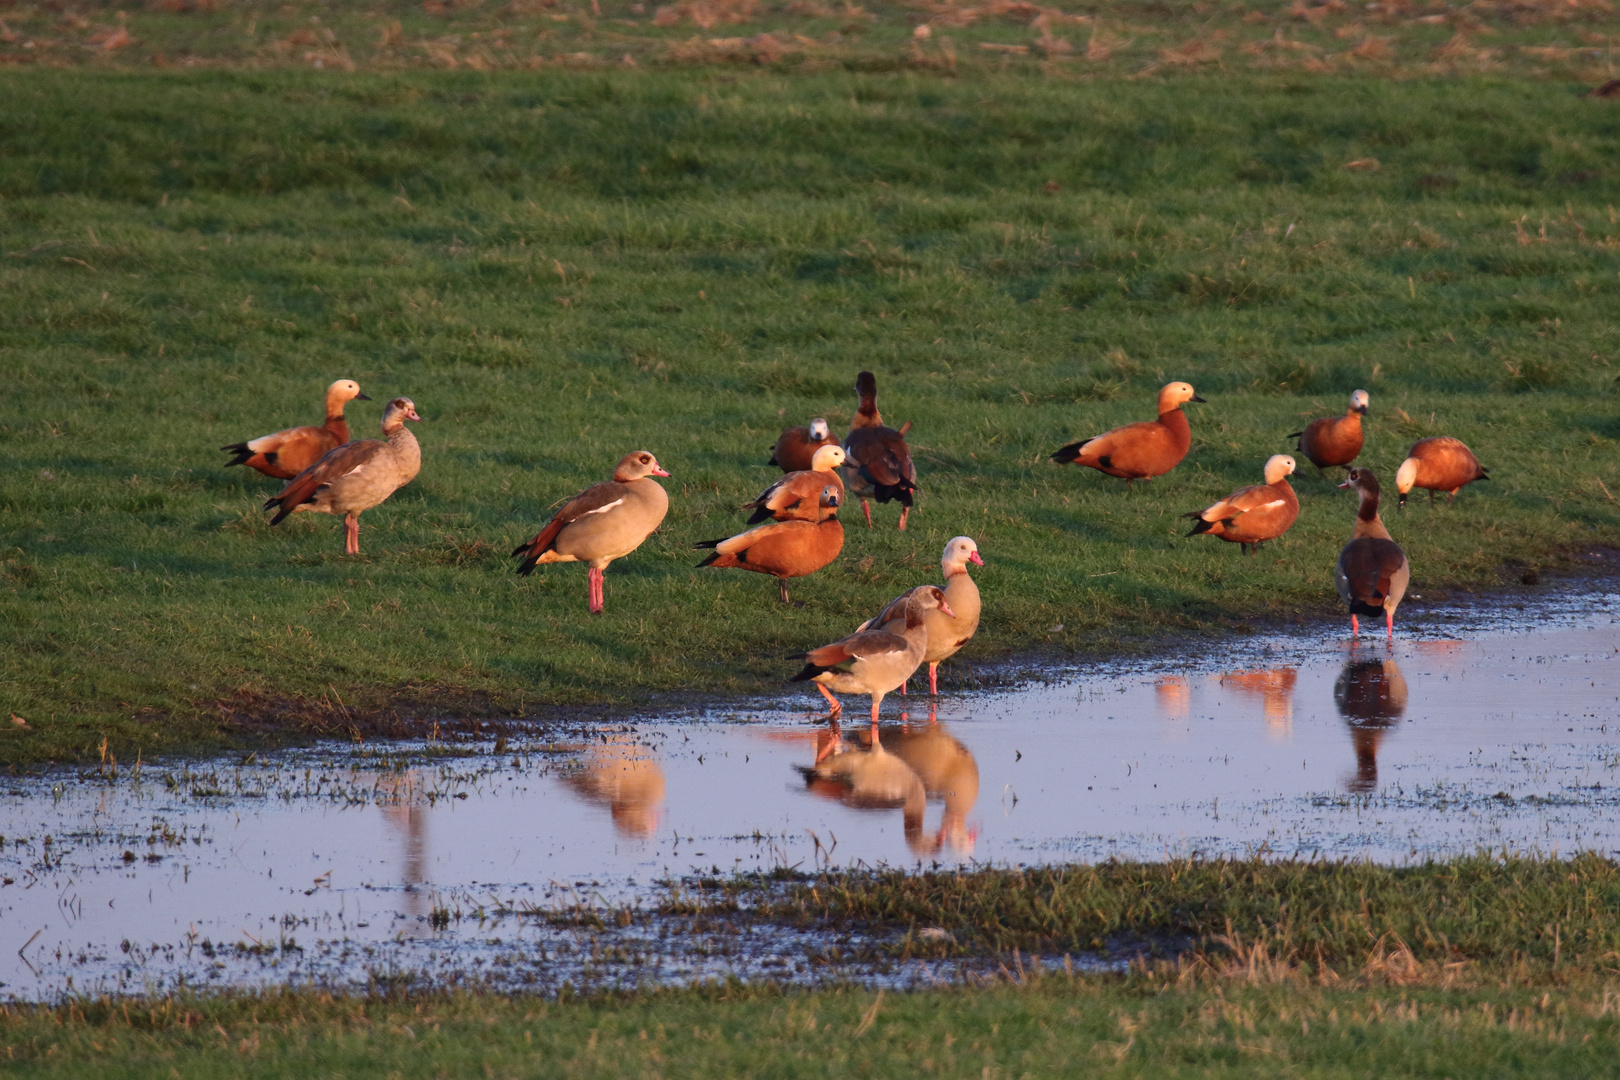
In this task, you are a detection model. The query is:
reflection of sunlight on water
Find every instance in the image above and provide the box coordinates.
[1335,658,1408,793]
[1217,668,1298,738]
[562,735,667,838]
[1156,676,1190,720]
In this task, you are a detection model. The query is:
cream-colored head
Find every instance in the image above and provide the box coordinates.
[1156,381,1206,413]
[1395,457,1419,504]
[808,417,831,442]
[1349,389,1370,415]
[942,535,983,575]
[612,450,670,482]
[379,396,422,431]
[1263,454,1297,486]
[819,484,841,520]
[324,379,369,411]
[810,444,846,471]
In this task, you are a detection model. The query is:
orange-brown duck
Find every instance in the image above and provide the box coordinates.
[697,485,844,603]
[223,379,369,479]
[1052,381,1204,483]
[1394,436,1489,508]
[769,417,839,473]
[1287,389,1368,475]
[1184,454,1299,555]
[741,445,846,524]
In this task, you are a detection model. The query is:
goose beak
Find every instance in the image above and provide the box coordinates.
[1337,477,1354,489]
[938,600,958,619]
[406,407,423,422]
[968,552,984,566]
[652,467,671,477]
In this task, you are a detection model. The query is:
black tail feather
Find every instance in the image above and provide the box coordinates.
[221,443,254,468]
[1347,598,1385,617]
[789,662,832,682]
[1051,441,1088,464]
[1185,517,1215,537]
[745,506,774,525]
[870,482,914,507]
[1285,431,1303,440]
[694,538,724,549]
[695,552,722,568]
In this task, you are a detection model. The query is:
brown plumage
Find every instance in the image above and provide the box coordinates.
[263,396,422,554]
[790,585,956,725]
[843,371,918,530]
[1184,454,1300,555]
[1286,389,1368,474]
[1394,436,1489,508]
[1051,381,1205,483]
[512,451,671,613]
[697,485,843,603]
[223,379,370,479]
[742,445,846,524]
[1334,467,1410,641]
[769,417,839,472]
[857,536,984,696]
[1334,657,1408,793]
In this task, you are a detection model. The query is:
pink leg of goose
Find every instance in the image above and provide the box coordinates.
[1350,614,1360,637]
[344,515,360,555]
[868,692,884,727]
[928,662,939,696]
[1386,610,1395,642]
[587,567,604,613]
[815,683,842,717]
[897,506,909,531]
[861,499,873,529]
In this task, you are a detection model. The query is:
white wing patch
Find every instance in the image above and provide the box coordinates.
[340,463,368,479]
[582,498,624,516]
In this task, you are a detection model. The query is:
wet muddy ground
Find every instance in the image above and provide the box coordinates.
[3,581,1617,1000]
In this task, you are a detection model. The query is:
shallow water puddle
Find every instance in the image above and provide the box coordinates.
[3,584,1618,997]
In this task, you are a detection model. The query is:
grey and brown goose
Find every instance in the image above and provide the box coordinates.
[843,371,918,530]
[1334,467,1410,641]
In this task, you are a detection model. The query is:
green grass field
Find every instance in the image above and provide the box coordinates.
[6,857,1620,1077]
[5,2,1620,766]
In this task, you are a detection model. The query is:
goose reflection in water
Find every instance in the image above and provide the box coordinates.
[1156,676,1191,720]
[1218,667,1299,735]
[1334,657,1409,793]
[562,735,667,838]
[877,709,980,857]
[377,771,430,918]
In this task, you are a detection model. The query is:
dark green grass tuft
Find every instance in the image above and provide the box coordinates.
[3,67,1620,762]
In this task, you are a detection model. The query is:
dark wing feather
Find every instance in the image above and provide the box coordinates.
[512,480,632,573]
[263,439,383,525]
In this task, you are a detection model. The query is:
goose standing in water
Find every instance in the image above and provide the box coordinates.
[1335,467,1410,641]
[1051,381,1205,485]
[857,536,984,695]
[790,585,954,725]
[1395,437,1489,508]
[843,371,918,529]
[512,451,670,614]
[263,396,422,554]
[1183,454,1299,555]
[223,379,369,479]
[1287,389,1368,476]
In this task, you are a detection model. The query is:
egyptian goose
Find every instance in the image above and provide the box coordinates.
[797,721,927,844]
[562,734,667,838]
[1184,454,1300,555]
[223,379,369,480]
[263,396,422,554]
[769,417,839,473]
[843,371,918,530]
[790,585,955,725]
[512,451,671,614]
[857,536,983,695]
[697,485,843,604]
[1334,657,1408,793]
[883,719,979,857]
[1051,381,1205,483]
[1334,468,1410,641]
[1394,437,1489,508]
[1286,389,1368,475]
[742,444,846,524]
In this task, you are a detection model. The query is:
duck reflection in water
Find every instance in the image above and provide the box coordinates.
[1218,667,1298,736]
[1334,657,1409,793]
[1156,676,1191,720]
[798,709,980,857]
[562,734,667,838]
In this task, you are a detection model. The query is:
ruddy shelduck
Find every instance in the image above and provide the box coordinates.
[697,485,844,604]
[1394,436,1489,508]
[263,396,421,554]
[769,417,839,473]
[1052,381,1205,483]
[223,379,369,480]
[1287,389,1368,475]
[742,444,846,524]
[512,451,671,613]
[1184,454,1300,555]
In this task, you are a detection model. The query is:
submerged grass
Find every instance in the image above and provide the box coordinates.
[4,59,1620,763]
[5,858,1620,1077]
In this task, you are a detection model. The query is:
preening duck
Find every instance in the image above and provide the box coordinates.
[1334,467,1410,641]
[843,371,918,530]
[263,395,422,554]
[1394,436,1489,508]
[511,451,671,614]
[1184,454,1299,555]
[697,484,844,604]
[790,585,954,725]
[1287,389,1368,475]
[741,444,846,524]
[857,536,983,695]
[223,379,369,479]
[1051,381,1205,483]
[769,417,839,473]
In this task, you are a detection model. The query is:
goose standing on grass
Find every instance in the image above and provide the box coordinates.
[741,445,846,524]
[1394,437,1489,508]
[1051,381,1205,484]
[1184,454,1300,555]
[790,585,955,725]
[769,417,839,472]
[857,536,984,695]
[263,396,422,554]
[512,451,670,614]
[843,371,918,530]
[1287,389,1368,476]
[697,485,844,604]
[223,379,369,479]
[1335,467,1409,642]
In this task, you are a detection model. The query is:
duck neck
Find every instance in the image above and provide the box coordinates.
[1352,492,1390,540]
[1158,406,1191,451]
[852,396,882,429]
[942,561,971,579]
